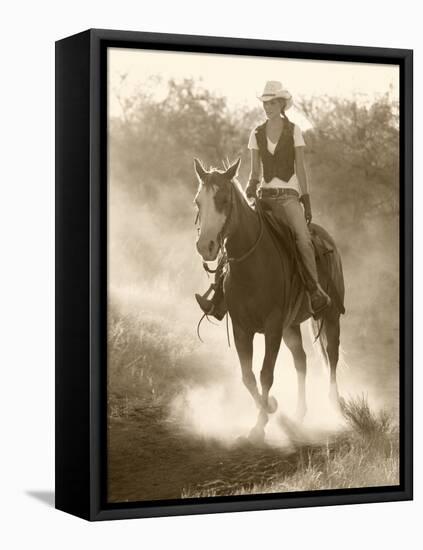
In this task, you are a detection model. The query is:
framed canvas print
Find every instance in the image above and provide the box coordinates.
[55,29,413,521]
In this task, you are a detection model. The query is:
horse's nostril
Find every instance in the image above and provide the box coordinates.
[208,241,215,254]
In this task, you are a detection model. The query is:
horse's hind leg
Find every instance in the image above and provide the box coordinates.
[233,323,261,409]
[325,315,341,406]
[283,324,307,422]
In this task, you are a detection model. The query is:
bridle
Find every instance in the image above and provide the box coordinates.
[216,182,235,249]
[225,185,264,263]
[196,179,264,264]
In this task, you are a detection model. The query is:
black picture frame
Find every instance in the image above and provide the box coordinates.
[55,28,413,521]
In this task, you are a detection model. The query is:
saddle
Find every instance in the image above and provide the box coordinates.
[261,208,345,316]
[309,224,346,315]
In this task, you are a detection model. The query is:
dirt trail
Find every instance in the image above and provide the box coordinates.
[108,404,317,503]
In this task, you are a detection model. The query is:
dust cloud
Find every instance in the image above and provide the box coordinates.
[108,173,399,445]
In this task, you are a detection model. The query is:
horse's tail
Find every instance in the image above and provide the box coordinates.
[310,318,329,368]
[310,316,350,372]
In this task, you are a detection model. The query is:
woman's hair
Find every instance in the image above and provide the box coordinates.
[277,97,291,122]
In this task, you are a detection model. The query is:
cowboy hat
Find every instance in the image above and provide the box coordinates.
[257,80,293,110]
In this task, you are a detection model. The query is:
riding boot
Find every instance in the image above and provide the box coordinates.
[195,280,227,321]
[309,283,331,318]
[296,249,331,318]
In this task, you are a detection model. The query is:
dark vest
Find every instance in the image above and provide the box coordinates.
[255,119,295,183]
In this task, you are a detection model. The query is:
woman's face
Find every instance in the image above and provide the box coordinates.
[263,98,284,120]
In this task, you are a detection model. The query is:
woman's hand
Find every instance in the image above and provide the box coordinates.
[247,197,257,210]
[245,178,260,200]
[300,194,312,224]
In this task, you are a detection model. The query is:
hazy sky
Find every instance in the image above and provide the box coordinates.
[108,47,399,128]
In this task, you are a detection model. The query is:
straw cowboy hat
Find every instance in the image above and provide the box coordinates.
[257,80,293,110]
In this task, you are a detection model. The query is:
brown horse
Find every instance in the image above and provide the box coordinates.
[194,158,345,440]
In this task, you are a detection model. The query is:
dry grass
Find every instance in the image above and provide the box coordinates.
[340,394,393,437]
[108,300,230,417]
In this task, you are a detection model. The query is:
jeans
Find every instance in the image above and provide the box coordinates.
[260,195,319,289]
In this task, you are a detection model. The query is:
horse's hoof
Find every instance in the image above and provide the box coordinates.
[235,436,250,447]
[329,385,341,411]
[266,396,278,414]
[248,426,265,444]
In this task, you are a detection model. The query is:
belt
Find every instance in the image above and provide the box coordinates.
[258,187,299,198]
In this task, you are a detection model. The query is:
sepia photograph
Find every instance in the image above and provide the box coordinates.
[106,47,400,503]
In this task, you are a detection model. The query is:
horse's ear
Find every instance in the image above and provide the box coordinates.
[225,158,241,181]
[193,158,207,181]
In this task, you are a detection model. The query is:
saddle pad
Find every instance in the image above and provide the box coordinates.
[261,210,345,316]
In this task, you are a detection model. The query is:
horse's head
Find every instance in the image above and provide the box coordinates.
[193,157,241,261]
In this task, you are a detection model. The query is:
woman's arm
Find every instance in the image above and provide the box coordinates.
[295,146,312,223]
[250,149,261,181]
[245,149,262,199]
[294,146,308,195]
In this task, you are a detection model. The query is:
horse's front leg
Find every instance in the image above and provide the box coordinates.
[246,320,282,443]
[260,314,283,414]
[232,322,261,409]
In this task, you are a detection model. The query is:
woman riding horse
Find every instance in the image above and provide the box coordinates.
[195,80,331,319]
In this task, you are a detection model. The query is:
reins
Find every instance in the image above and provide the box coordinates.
[226,212,264,263]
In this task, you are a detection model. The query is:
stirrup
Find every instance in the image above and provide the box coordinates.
[311,294,331,319]
[195,293,226,321]
[195,293,214,315]
[200,284,216,301]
